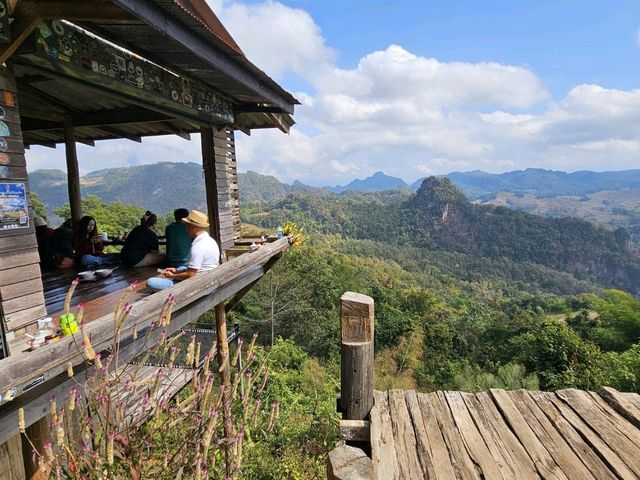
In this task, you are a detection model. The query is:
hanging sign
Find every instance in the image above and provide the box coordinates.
[0,182,29,230]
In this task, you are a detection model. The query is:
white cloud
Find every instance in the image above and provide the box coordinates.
[25,1,640,187]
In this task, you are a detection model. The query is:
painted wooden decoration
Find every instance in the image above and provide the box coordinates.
[18,20,235,124]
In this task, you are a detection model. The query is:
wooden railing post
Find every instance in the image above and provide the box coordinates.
[340,292,374,420]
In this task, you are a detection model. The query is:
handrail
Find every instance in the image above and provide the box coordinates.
[0,237,290,405]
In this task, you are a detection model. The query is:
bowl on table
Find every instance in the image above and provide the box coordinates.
[78,271,96,281]
[95,268,114,278]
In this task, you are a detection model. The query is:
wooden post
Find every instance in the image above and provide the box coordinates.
[200,127,222,251]
[0,433,26,480]
[340,292,374,420]
[64,119,82,224]
[214,302,232,475]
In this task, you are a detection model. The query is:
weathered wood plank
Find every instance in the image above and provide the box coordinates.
[415,392,458,480]
[339,419,370,442]
[0,263,42,287]
[0,278,44,301]
[464,392,538,480]
[4,303,47,331]
[0,249,40,271]
[555,389,640,472]
[2,292,46,314]
[370,390,400,480]
[511,390,596,480]
[599,387,640,429]
[586,391,640,449]
[445,391,506,479]
[0,434,25,480]
[327,444,372,480]
[431,391,480,479]
[404,390,437,479]
[0,232,37,254]
[546,392,637,479]
[528,391,618,480]
[489,389,568,479]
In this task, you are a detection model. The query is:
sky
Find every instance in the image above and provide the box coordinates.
[25,0,640,185]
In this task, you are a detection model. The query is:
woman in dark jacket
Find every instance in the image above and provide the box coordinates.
[73,215,105,267]
[121,213,165,267]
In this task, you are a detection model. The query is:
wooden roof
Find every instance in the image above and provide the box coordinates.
[7,0,297,146]
[371,387,640,479]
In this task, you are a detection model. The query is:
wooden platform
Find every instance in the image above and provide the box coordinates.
[42,266,159,319]
[371,387,640,479]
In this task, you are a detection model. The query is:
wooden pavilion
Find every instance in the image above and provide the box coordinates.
[0,1,297,477]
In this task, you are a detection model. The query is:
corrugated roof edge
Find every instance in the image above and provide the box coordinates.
[172,0,244,56]
[170,0,300,106]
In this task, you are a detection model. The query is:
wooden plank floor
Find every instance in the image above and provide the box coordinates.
[42,266,158,320]
[371,388,640,480]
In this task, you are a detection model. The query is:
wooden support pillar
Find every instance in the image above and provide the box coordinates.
[200,127,222,249]
[64,119,82,224]
[340,292,375,420]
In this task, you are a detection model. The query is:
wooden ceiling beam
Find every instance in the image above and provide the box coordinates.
[161,121,191,141]
[14,1,138,22]
[235,104,287,114]
[20,108,175,131]
[97,125,142,143]
[0,15,41,65]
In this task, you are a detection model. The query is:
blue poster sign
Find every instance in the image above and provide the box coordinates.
[0,182,29,230]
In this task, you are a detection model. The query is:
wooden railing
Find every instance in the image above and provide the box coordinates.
[0,237,290,443]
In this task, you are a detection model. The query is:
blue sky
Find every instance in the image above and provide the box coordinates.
[261,1,640,97]
[26,0,640,185]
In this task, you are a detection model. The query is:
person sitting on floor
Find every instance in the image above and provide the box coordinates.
[121,213,165,267]
[34,216,54,269]
[148,210,219,290]
[49,219,75,269]
[73,215,118,267]
[165,208,192,267]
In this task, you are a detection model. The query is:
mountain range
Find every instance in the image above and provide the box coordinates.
[29,164,640,245]
[243,177,640,296]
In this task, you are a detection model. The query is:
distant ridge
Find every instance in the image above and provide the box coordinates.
[327,171,410,193]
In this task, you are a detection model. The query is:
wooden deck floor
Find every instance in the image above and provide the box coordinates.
[371,387,640,479]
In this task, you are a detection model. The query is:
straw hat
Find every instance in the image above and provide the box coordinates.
[182,209,209,228]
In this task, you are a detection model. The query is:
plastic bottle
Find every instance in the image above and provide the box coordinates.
[277,226,283,238]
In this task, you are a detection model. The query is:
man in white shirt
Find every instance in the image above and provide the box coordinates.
[162,210,220,281]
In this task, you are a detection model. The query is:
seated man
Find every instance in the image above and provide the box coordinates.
[165,208,192,266]
[147,210,220,290]
[49,219,76,269]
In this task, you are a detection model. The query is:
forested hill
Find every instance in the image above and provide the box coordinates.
[29,165,324,216]
[244,177,640,295]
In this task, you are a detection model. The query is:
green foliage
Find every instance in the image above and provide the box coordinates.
[243,177,640,295]
[54,195,170,234]
[28,191,48,220]
[242,338,339,479]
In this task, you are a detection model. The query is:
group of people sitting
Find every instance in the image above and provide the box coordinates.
[35,209,220,288]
